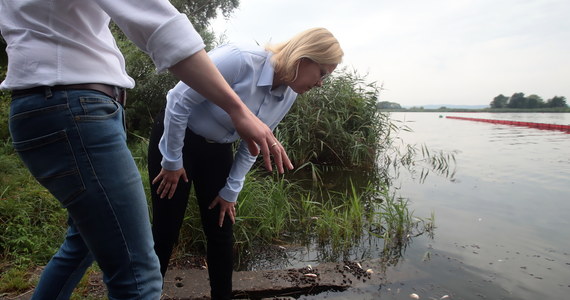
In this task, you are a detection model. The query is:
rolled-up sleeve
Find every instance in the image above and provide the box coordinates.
[147,14,205,72]
[96,0,205,72]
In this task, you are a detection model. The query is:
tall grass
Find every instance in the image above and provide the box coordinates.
[278,68,391,171]
[158,165,433,270]
[0,141,66,267]
[235,172,297,245]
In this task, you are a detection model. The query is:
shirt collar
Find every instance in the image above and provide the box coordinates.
[257,52,286,100]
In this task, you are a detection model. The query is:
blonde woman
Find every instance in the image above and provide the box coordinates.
[148,27,343,299]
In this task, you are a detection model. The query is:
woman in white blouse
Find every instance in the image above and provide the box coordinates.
[148,28,344,299]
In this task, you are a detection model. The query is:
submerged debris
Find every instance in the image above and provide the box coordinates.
[410,293,420,299]
[342,261,373,281]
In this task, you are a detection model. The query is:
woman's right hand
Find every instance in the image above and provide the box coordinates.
[152,167,188,199]
[229,108,293,173]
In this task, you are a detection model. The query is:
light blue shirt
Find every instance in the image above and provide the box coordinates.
[160,44,298,202]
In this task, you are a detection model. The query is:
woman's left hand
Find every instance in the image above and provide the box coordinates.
[152,167,188,199]
[208,195,237,227]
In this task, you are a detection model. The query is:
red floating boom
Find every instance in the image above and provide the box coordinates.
[446,116,570,133]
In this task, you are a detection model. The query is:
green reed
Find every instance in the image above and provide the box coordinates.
[277,68,389,171]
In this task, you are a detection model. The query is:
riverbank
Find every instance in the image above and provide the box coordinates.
[4,260,379,300]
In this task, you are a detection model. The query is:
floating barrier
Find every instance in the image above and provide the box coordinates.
[446,116,570,133]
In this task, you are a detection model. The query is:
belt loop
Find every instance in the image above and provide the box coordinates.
[44,86,53,99]
[114,86,127,107]
[113,86,119,99]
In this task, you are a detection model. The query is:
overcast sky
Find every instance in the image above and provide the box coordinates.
[211,0,570,107]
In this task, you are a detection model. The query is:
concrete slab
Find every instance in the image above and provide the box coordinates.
[162,261,377,299]
[6,259,408,299]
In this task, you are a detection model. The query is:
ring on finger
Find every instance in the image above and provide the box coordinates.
[271,142,278,147]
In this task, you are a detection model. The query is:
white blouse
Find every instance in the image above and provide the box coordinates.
[0,0,205,90]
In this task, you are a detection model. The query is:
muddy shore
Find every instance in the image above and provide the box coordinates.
[5,260,383,300]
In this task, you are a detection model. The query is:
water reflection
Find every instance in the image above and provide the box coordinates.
[236,112,570,299]
[387,112,570,300]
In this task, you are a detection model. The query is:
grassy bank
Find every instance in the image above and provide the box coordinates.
[0,138,434,298]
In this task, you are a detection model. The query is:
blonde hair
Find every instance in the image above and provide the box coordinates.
[266,28,344,82]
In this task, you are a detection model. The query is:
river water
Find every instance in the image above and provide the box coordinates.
[296,112,570,299]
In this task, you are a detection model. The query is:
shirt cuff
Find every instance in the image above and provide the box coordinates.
[160,156,183,171]
[147,14,206,73]
[218,188,239,203]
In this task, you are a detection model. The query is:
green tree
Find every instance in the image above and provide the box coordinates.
[526,94,544,109]
[546,96,568,108]
[490,94,508,108]
[172,0,239,33]
[507,92,527,108]
[377,101,401,109]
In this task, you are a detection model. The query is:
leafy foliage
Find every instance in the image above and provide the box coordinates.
[377,101,402,109]
[0,146,67,267]
[171,0,240,33]
[490,94,509,108]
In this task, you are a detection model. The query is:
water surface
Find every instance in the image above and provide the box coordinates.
[298,112,570,299]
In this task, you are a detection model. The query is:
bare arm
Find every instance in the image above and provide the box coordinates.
[168,50,293,173]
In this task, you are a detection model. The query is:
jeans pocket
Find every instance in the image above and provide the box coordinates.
[76,97,120,120]
[12,130,85,206]
[75,96,126,133]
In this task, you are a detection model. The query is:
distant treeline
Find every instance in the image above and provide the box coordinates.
[377,92,568,112]
[489,93,567,109]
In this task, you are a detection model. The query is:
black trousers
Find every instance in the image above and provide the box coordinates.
[148,110,234,300]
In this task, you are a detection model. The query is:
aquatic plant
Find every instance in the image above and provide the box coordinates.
[277,68,389,171]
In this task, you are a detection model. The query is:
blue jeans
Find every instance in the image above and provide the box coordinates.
[9,88,162,299]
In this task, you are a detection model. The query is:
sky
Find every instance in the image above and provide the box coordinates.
[211,0,570,107]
